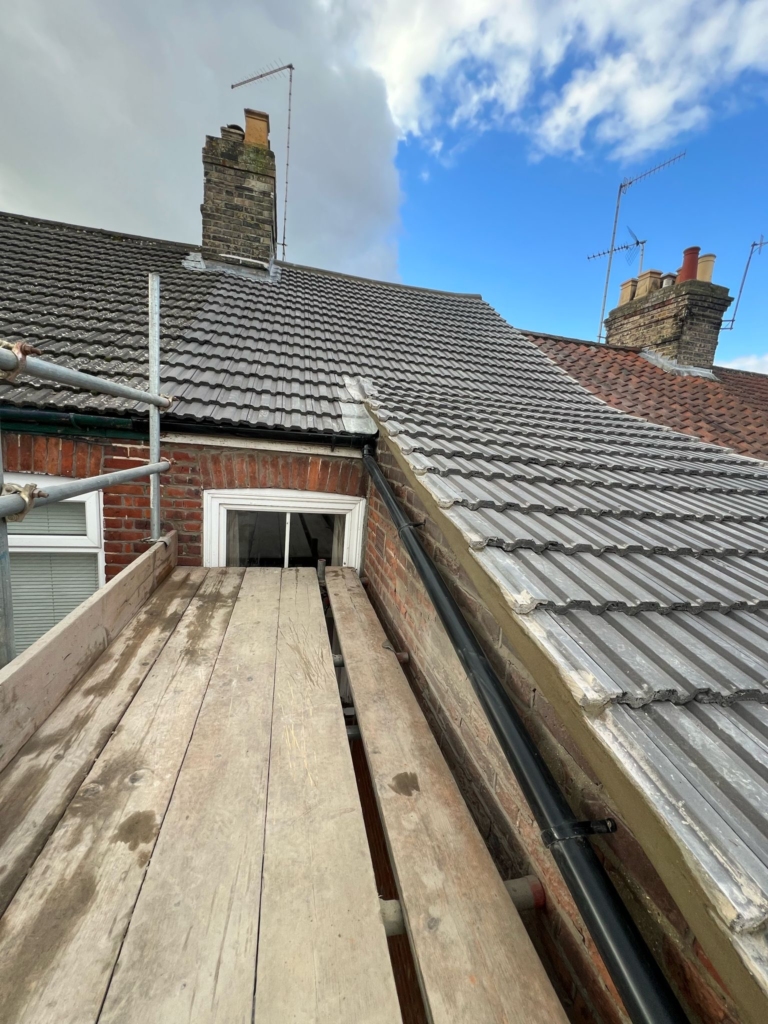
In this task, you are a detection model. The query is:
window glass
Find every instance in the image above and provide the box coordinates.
[288,513,340,567]
[224,509,346,568]
[226,510,287,567]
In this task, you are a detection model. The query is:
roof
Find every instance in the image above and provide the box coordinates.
[527,331,768,460]
[3,210,768,989]
[0,210,476,434]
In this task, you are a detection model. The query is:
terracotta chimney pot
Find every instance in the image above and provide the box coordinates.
[244,109,270,148]
[677,246,701,283]
[697,253,716,283]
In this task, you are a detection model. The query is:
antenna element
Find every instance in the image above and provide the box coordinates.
[593,151,685,342]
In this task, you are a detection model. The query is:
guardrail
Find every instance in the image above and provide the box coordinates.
[0,273,169,667]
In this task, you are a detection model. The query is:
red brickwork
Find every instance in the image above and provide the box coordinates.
[1,432,364,579]
[362,443,741,1024]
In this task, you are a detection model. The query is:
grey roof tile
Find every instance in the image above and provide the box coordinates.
[6,210,768,949]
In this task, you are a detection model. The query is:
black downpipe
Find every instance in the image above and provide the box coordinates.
[363,446,689,1024]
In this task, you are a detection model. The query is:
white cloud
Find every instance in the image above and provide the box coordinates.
[345,0,768,158]
[723,354,768,373]
[0,0,401,278]
[1,0,766,284]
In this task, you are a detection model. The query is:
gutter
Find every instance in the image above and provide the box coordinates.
[0,407,375,450]
[363,444,689,1024]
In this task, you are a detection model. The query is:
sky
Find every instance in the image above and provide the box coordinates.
[1,0,767,366]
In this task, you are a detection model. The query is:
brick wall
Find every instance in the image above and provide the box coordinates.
[1,432,364,579]
[605,280,733,368]
[201,130,277,264]
[362,443,741,1024]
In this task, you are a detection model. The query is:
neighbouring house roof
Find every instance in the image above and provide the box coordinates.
[3,210,768,997]
[527,331,768,460]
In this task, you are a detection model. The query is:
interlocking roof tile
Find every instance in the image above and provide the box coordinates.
[3,210,768,957]
[527,331,768,460]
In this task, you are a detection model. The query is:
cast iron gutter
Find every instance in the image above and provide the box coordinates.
[363,445,689,1024]
[0,407,375,449]
[0,408,136,431]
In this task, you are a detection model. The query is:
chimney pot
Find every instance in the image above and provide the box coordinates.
[697,253,716,283]
[618,278,638,306]
[244,109,270,148]
[661,273,676,288]
[634,269,663,299]
[677,246,701,283]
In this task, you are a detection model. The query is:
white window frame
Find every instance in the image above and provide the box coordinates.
[4,472,106,584]
[203,488,366,570]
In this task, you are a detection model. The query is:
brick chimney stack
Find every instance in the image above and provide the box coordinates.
[604,248,733,369]
[200,109,277,265]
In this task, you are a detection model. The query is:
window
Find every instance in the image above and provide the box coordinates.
[204,488,365,570]
[5,473,105,653]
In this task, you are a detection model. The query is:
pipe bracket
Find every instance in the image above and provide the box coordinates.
[541,818,617,848]
[397,519,425,539]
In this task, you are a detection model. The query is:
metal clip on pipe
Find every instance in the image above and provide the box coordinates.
[542,818,617,848]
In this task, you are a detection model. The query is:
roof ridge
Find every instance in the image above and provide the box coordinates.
[276,259,483,299]
[0,208,198,252]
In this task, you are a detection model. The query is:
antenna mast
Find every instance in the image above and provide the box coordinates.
[594,151,685,342]
[232,62,295,261]
[722,235,766,331]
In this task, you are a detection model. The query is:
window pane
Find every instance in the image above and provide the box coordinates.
[9,551,100,652]
[288,513,343,567]
[7,501,87,536]
[226,510,286,567]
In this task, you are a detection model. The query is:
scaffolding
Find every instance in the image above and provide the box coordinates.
[0,274,170,667]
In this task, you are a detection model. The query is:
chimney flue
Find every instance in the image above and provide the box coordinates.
[676,246,701,283]
[244,109,270,148]
[697,253,716,282]
[604,243,732,369]
[200,109,277,265]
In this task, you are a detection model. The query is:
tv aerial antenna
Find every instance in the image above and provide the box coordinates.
[588,226,647,276]
[232,61,295,261]
[722,235,766,331]
[593,151,685,342]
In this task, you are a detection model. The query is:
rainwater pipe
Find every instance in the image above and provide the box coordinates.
[362,445,689,1024]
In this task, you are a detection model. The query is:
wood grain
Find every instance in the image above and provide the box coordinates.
[0,567,206,916]
[0,568,242,1024]
[326,567,568,1024]
[253,568,401,1024]
[0,532,178,773]
[99,568,282,1024]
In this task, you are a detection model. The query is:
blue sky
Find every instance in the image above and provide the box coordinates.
[1,0,767,365]
[396,99,768,363]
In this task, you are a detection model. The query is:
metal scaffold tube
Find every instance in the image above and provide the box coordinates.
[0,349,172,410]
[148,274,162,541]
[0,274,172,667]
[0,436,15,665]
[0,462,171,520]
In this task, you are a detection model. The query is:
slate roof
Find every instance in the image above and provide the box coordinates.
[528,331,768,460]
[3,210,768,974]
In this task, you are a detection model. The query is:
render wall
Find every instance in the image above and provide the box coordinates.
[1,431,365,579]
[361,442,741,1024]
